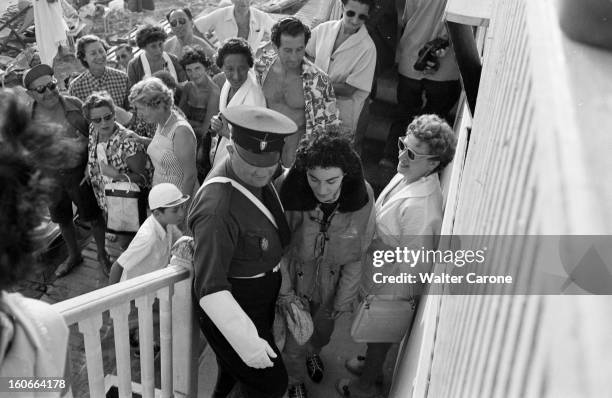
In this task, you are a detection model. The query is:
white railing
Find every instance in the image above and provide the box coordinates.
[52,238,198,398]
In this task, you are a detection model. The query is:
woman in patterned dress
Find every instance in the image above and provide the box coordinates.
[83,91,150,222]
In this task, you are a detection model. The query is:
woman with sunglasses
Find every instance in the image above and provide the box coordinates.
[305,0,376,135]
[277,131,375,398]
[337,114,456,398]
[83,92,150,236]
[164,7,216,60]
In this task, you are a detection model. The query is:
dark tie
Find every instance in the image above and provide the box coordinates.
[262,184,291,248]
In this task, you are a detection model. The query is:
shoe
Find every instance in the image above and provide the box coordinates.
[305,353,324,383]
[378,158,395,169]
[345,355,366,376]
[287,383,307,398]
[335,378,379,398]
[54,255,83,278]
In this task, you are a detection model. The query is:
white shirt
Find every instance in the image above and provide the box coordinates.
[396,0,459,81]
[194,6,276,53]
[306,20,376,133]
[117,215,182,281]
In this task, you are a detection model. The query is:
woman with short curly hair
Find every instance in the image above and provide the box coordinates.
[127,25,187,88]
[339,114,457,398]
[178,46,220,182]
[129,77,198,199]
[277,131,375,398]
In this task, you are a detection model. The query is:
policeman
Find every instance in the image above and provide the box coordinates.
[188,105,297,398]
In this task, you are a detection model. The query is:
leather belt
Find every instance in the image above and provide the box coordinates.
[231,263,281,279]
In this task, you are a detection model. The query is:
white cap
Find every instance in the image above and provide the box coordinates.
[148,183,190,210]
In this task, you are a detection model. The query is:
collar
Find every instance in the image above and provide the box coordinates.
[31,94,75,117]
[225,5,254,22]
[86,67,108,81]
[150,215,168,240]
[381,173,440,204]
[279,167,369,212]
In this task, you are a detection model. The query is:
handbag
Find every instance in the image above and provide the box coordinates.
[350,295,416,343]
[105,174,141,234]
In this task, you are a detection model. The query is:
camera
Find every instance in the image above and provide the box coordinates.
[413,38,450,72]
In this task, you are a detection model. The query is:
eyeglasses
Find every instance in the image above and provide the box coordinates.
[398,137,438,160]
[117,53,131,59]
[90,113,114,124]
[345,10,369,21]
[169,18,187,27]
[31,80,58,94]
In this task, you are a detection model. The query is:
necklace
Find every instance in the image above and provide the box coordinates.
[160,111,174,131]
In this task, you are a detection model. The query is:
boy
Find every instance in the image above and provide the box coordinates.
[109,183,188,284]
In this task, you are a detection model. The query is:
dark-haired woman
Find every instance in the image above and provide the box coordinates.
[179,46,220,181]
[69,34,130,109]
[209,37,265,168]
[277,132,375,398]
[127,25,187,88]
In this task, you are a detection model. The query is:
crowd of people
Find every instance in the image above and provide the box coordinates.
[1,0,462,397]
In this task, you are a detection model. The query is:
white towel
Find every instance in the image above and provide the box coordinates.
[33,0,68,65]
[211,70,266,167]
[140,51,178,82]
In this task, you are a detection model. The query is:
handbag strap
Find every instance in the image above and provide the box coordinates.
[365,259,416,306]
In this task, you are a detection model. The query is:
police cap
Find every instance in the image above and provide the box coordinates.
[222,105,297,167]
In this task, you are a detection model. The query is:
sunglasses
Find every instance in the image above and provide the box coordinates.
[169,18,187,27]
[90,113,114,124]
[398,137,438,160]
[345,10,368,21]
[31,80,58,94]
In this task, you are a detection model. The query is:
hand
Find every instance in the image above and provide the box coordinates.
[244,338,277,369]
[210,114,224,133]
[125,130,142,142]
[433,47,448,58]
[99,161,119,179]
[422,61,438,75]
[80,171,90,186]
[328,309,348,320]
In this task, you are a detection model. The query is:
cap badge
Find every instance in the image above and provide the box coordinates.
[260,140,267,151]
[260,237,269,251]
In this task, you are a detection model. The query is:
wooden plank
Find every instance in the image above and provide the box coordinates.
[135,293,156,398]
[78,315,106,398]
[157,286,173,398]
[109,302,132,398]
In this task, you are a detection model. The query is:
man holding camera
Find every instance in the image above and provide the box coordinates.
[379,0,461,168]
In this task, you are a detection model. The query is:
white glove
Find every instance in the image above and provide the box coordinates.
[199,290,277,369]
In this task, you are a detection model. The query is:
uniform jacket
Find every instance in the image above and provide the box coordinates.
[278,167,375,312]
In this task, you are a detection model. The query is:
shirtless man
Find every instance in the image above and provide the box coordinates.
[256,17,341,167]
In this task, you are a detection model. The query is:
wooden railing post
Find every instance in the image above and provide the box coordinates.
[169,237,198,398]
